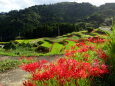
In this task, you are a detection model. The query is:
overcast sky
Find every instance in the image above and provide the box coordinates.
[0,0,115,12]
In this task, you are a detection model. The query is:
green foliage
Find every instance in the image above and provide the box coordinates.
[35,46,50,53]
[0,60,20,72]
[17,43,33,48]
[50,43,64,54]
[106,23,115,84]
[0,2,104,41]
[33,41,44,47]
[44,39,54,44]
[3,42,17,50]
[94,21,115,86]
[1,2,115,41]
[92,29,106,34]
[58,40,68,45]
[37,41,44,45]
[0,57,36,73]
[0,30,107,56]
[100,3,115,17]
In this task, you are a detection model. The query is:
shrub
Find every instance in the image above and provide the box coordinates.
[35,46,49,53]
[3,42,16,50]
[17,43,32,48]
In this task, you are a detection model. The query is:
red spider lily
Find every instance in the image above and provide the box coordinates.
[89,65,108,77]
[94,59,100,63]
[76,42,86,47]
[96,49,108,60]
[58,58,67,64]
[23,80,36,86]
[83,45,95,51]
[32,70,54,81]
[21,37,108,86]
[21,58,108,86]
[66,39,78,42]
[93,59,100,67]
[65,52,72,57]
[77,48,88,53]
[22,58,108,82]
[76,45,94,53]
[64,50,77,57]
[87,37,105,43]
[20,60,48,72]
[83,53,90,58]
[40,59,49,64]
[20,62,41,72]
[101,64,108,73]
[71,45,76,49]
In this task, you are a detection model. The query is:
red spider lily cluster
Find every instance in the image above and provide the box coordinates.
[96,49,108,60]
[20,37,108,86]
[66,36,105,43]
[21,60,48,72]
[87,37,105,43]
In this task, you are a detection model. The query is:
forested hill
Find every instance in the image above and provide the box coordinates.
[99,3,115,17]
[0,2,115,41]
[29,2,97,23]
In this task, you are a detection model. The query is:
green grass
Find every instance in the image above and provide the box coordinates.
[41,41,52,48]
[0,57,37,73]
[16,39,37,43]
[65,40,76,49]
[103,23,115,86]
[0,30,106,56]
[0,60,20,72]
[0,40,75,56]
[50,43,64,55]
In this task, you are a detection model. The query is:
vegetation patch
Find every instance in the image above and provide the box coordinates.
[0,60,20,72]
[35,46,50,53]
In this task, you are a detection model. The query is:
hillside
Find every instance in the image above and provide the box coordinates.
[0,2,115,41]
[0,29,106,56]
[29,2,97,23]
[1,1,115,86]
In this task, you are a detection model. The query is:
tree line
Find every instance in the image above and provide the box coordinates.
[0,2,114,41]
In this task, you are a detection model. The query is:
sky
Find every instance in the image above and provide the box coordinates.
[0,0,115,12]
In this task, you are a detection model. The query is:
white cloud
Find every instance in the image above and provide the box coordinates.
[0,0,115,12]
[0,0,37,12]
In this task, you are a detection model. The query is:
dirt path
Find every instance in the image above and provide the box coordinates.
[0,69,28,86]
[0,55,63,86]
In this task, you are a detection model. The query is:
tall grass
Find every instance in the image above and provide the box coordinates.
[104,21,115,86]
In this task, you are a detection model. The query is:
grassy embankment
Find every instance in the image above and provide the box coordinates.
[0,29,105,56]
